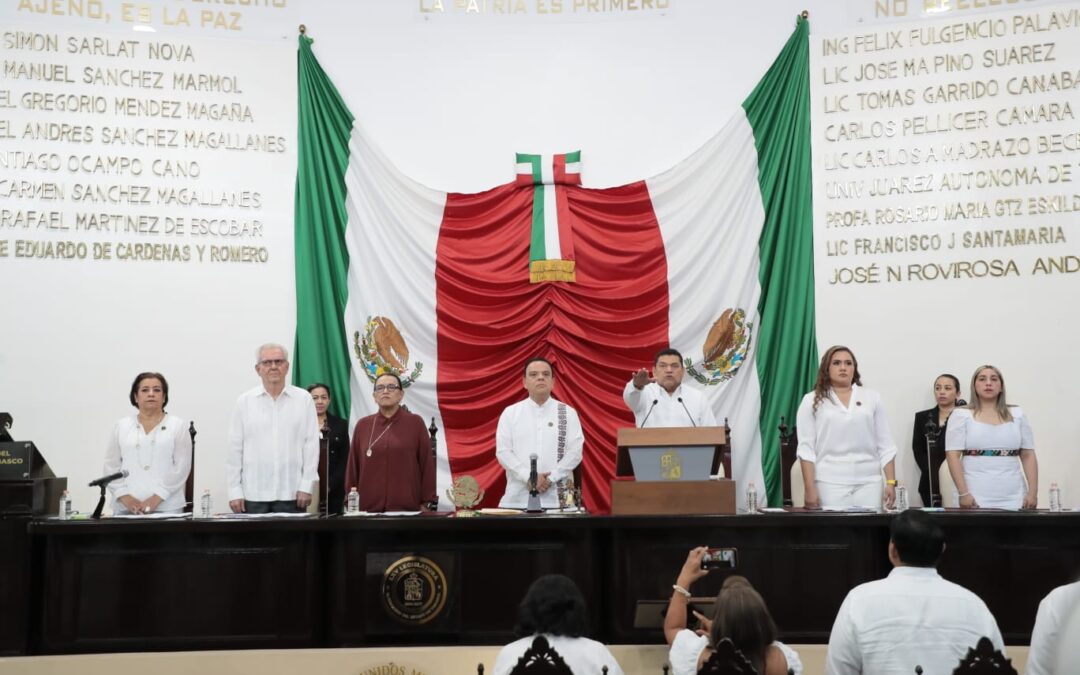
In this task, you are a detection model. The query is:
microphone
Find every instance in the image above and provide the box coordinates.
[677,397,697,427]
[639,400,658,428]
[956,399,967,407]
[528,454,539,495]
[88,470,128,487]
[526,453,542,513]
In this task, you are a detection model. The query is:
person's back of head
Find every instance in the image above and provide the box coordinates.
[890,509,945,567]
[514,574,588,639]
[710,575,777,674]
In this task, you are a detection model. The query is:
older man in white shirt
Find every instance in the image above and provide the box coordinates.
[1027,579,1080,675]
[226,343,320,513]
[623,348,716,428]
[496,358,583,509]
[825,510,1004,675]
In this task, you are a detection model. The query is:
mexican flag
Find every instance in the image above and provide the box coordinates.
[293,17,817,512]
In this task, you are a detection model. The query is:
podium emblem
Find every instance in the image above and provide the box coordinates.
[382,555,448,625]
[660,450,682,480]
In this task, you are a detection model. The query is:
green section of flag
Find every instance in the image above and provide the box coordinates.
[743,16,819,506]
[529,184,547,261]
[292,34,355,419]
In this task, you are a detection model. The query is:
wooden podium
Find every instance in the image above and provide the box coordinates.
[611,427,735,515]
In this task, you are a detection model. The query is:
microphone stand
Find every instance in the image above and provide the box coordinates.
[924,418,938,507]
[91,484,108,520]
[526,454,543,513]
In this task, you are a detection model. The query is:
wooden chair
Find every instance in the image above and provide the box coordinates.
[948,636,1017,675]
[778,417,798,508]
[697,638,758,675]
[184,421,196,513]
[507,635,574,675]
[427,417,440,511]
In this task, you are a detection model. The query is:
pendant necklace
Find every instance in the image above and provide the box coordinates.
[366,420,396,457]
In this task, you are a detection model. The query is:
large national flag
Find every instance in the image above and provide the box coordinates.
[293,17,817,512]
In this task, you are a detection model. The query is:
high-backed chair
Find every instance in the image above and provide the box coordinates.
[184,421,196,513]
[778,418,798,507]
[507,635,574,675]
[947,636,1017,675]
[720,418,732,479]
[697,638,757,675]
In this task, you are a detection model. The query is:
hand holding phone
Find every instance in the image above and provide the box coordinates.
[700,547,737,570]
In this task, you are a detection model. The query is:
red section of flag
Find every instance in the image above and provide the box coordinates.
[435,180,669,513]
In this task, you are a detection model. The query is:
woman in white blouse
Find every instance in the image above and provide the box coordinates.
[664,547,802,675]
[796,345,897,510]
[945,365,1037,510]
[102,372,192,514]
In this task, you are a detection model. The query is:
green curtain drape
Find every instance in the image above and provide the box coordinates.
[744,16,819,506]
[292,34,355,419]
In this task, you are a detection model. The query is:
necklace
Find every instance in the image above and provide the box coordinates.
[366,419,396,457]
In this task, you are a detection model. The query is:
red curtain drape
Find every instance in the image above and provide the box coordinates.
[435,181,669,513]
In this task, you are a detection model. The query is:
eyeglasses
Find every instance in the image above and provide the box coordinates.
[259,359,287,368]
[373,384,401,392]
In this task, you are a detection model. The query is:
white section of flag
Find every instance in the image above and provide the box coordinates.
[645,110,768,510]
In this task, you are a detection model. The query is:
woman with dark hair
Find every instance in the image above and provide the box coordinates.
[945,365,1037,510]
[102,372,192,515]
[911,374,962,507]
[306,383,349,515]
[664,548,801,675]
[492,574,624,675]
[796,345,897,510]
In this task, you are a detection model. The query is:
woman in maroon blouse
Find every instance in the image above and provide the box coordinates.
[345,373,436,512]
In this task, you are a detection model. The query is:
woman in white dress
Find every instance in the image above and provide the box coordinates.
[796,345,898,510]
[945,365,1037,510]
[492,574,624,675]
[102,372,192,515]
[664,547,802,675]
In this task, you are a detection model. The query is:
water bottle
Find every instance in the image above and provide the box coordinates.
[895,484,909,511]
[347,487,360,514]
[58,489,71,519]
[200,489,212,518]
[745,481,758,514]
[1049,483,1062,512]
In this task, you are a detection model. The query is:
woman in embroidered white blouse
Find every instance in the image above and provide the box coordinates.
[945,365,1037,510]
[102,372,193,515]
[796,345,898,510]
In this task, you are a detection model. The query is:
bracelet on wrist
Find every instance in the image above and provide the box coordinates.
[885,479,898,486]
[958,492,970,497]
[672,584,691,598]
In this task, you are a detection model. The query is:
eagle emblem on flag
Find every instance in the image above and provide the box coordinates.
[687,308,752,386]
[354,315,424,387]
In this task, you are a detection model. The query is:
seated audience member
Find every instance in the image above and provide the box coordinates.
[665,547,801,675]
[825,510,1004,675]
[103,372,192,515]
[345,372,435,512]
[492,574,624,675]
[307,383,349,515]
[945,365,1037,510]
[796,345,897,510]
[911,373,961,507]
[496,358,583,509]
[1026,578,1080,675]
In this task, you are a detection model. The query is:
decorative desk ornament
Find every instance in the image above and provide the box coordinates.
[446,475,484,517]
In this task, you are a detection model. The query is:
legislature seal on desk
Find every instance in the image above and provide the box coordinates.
[382,555,447,624]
